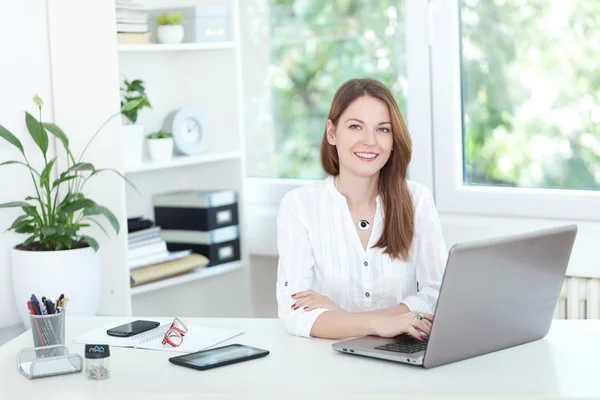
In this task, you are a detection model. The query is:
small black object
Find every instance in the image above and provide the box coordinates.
[358,220,369,230]
[85,344,110,359]
[169,344,269,371]
[45,299,55,314]
[127,218,154,233]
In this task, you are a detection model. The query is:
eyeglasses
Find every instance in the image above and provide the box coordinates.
[161,318,188,347]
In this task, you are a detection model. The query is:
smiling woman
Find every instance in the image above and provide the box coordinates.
[275,78,448,340]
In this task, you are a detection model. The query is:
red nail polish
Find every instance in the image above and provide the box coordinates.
[292,294,296,298]
[420,335,426,340]
[291,304,296,309]
[303,306,308,310]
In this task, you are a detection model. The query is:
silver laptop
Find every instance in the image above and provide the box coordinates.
[332,224,578,368]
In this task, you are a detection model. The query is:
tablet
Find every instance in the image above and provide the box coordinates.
[169,344,269,371]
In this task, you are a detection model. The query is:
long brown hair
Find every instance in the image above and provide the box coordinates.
[320,78,414,260]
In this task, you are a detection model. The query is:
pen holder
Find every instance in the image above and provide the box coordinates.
[30,312,65,355]
[17,344,83,379]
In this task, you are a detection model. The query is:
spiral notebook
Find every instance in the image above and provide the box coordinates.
[74,318,243,353]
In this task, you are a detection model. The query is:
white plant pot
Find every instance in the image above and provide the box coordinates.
[121,124,145,165]
[11,245,102,330]
[147,138,174,162]
[158,25,184,44]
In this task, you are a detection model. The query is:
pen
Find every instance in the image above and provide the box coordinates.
[27,301,45,346]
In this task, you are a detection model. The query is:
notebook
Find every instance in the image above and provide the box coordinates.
[74,318,243,353]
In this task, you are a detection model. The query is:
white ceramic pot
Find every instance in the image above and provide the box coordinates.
[121,124,145,165]
[147,138,174,162]
[11,245,102,330]
[158,25,184,44]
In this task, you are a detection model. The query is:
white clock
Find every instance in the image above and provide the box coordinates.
[163,108,210,155]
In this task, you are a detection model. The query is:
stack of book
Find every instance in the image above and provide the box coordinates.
[127,218,210,287]
[116,0,150,45]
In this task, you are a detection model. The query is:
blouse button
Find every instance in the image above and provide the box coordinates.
[365,292,370,298]
[363,261,368,266]
[284,281,288,287]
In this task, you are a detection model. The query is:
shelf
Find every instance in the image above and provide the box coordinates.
[118,42,235,52]
[124,151,241,174]
[130,260,243,296]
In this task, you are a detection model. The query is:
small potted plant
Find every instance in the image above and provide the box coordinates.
[156,11,185,44]
[146,131,174,162]
[0,95,137,329]
[120,78,151,165]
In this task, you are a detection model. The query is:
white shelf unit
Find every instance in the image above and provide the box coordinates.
[115,0,250,317]
[124,151,241,174]
[118,42,235,52]
[130,261,243,296]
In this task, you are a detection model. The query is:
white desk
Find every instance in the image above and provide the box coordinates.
[0,317,598,399]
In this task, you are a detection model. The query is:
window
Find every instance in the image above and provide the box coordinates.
[461,0,600,191]
[246,0,408,179]
[430,0,600,220]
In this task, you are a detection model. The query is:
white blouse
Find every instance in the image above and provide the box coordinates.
[275,175,448,337]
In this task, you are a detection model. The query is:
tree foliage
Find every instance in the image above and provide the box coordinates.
[270,0,600,190]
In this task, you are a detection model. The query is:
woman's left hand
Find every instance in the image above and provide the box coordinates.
[291,290,344,312]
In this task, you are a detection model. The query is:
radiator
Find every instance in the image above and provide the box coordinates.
[554,276,600,319]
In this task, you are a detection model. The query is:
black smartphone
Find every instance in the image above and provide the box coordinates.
[106,320,160,337]
[169,344,269,371]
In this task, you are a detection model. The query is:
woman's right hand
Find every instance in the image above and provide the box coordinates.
[371,312,434,340]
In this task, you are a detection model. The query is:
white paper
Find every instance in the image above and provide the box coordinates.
[73,318,243,353]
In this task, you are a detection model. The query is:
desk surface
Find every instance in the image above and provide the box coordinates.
[0,317,599,399]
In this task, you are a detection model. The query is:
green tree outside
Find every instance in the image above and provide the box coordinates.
[268,0,600,190]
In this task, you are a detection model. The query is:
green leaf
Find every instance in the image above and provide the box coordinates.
[0,161,40,176]
[25,112,49,157]
[10,219,35,233]
[52,175,78,190]
[25,196,39,201]
[15,224,35,234]
[83,205,120,234]
[121,98,143,112]
[40,157,57,190]
[80,235,99,252]
[23,235,37,246]
[62,236,73,249]
[8,215,31,230]
[43,123,73,161]
[22,205,42,224]
[65,162,95,174]
[0,124,24,155]
[0,201,32,209]
[41,226,57,236]
[60,198,96,215]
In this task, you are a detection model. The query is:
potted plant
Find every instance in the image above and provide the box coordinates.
[156,11,185,44]
[0,95,137,329]
[146,131,174,162]
[121,78,151,165]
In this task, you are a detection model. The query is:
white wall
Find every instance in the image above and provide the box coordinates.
[46,1,131,318]
[0,1,131,329]
[0,2,55,329]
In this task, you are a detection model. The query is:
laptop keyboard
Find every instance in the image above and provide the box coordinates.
[374,335,428,354]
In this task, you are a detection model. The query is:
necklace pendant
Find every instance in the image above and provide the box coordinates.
[358,220,370,230]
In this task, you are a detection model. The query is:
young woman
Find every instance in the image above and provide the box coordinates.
[275,78,447,340]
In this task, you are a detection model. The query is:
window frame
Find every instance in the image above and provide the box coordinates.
[429,0,600,222]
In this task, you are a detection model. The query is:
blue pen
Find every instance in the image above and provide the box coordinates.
[30,294,42,314]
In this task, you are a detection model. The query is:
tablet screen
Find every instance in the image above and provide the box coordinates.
[177,345,265,368]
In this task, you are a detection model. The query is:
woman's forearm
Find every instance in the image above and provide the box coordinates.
[356,304,410,317]
[309,311,379,339]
